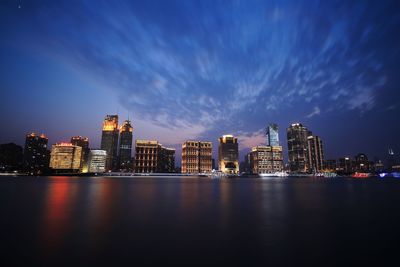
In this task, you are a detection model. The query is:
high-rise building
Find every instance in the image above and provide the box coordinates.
[307,136,324,172]
[181,141,212,174]
[101,115,119,171]
[88,150,107,173]
[49,143,82,173]
[249,145,283,174]
[160,147,175,173]
[287,123,311,172]
[134,140,175,173]
[266,123,280,147]
[337,157,352,174]
[23,133,49,175]
[0,143,23,171]
[218,135,239,174]
[354,153,370,172]
[71,136,90,173]
[119,119,133,171]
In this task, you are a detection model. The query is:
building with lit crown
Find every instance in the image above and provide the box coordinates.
[49,143,82,173]
[134,140,175,173]
[181,141,212,173]
[119,119,133,171]
[218,135,239,174]
[101,115,119,171]
[71,136,90,173]
[307,135,324,172]
[88,150,107,173]
[287,123,311,173]
[23,133,49,175]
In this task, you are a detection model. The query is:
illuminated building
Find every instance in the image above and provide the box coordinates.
[266,123,280,146]
[218,135,239,174]
[249,146,283,174]
[287,123,311,172]
[354,153,370,172]
[23,133,49,175]
[323,159,337,172]
[88,150,107,173]
[134,140,175,173]
[100,115,119,171]
[337,157,352,174]
[71,136,90,173]
[119,119,133,171]
[0,143,23,171]
[49,143,82,173]
[387,148,397,171]
[181,141,212,173]
[307,136,324,172]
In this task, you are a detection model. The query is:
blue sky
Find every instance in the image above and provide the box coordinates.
[1,0,400,163]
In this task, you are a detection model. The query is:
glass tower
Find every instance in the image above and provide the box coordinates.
[266,123,279,146]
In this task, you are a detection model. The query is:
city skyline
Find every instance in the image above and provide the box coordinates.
[1,0,400,163]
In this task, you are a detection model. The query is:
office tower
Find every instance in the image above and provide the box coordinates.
[354,153,370,172]
[287,123,311,172]
[323,159,337,172]
[101,115,119,171]
[119,119,133,171]
[307,136,324,172]
[71,136,90,173]
[337,157,352,174]
[181,141,212,173]
[218,135,239,174]
[160,147,175,173]
[88,150,107,173]
[49,143,82,173]
[0,143,23,171]
[23,133,49,175]
[249,145,283,174]
[134,140,175,173]
[266,123,280,146]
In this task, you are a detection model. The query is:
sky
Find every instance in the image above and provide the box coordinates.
[1,0,400,165]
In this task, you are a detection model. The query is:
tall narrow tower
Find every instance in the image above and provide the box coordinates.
[119,119,133,171]
[287,123,311,172]
[218,135,239,174]
[101,115,119,171]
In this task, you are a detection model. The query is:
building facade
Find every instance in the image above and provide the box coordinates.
[71,136,90,173]
[88,150,107,173]
[337,157,352,174]
[307,135,324,172]
[0,143,23,171]
[134,140,175,173]
[49,143,82,173]
[218,135,239,174]
[23,133,49,175]
[323,159,337,172]
[181,141,212,173]
[287,123,311,173]
[119,119,133,171]
[249,145,283,174]
[100,115,119,171]
[354,153,370,172]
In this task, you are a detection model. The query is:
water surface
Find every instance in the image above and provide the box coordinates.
[1,176,399,266]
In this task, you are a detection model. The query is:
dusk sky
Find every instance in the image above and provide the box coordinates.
[1,0,400,164]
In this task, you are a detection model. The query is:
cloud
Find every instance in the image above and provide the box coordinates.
[306,107,321,118]
[236,129,266,150]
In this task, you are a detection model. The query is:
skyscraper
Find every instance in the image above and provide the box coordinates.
[0,143,23,171]
[181,141,212,174]
[287,123,311,172]
[307,135,324,172]
[101,115,119,171]
[49,143,82,173]
[266,123,279,146]
[71,136,90,173]
[23,133,49,175]
[218,135,239,174]
[119,119,133,171]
